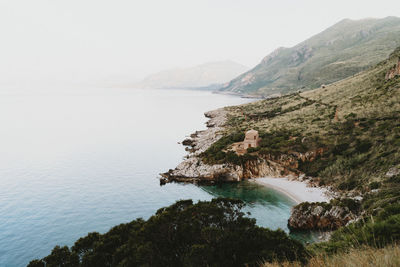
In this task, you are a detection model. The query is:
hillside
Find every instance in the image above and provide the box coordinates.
[219,16,400,96]
[135,60,248,89]
[194,45,400,259]
[205,46,400,191]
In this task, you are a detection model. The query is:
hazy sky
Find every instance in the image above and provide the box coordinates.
[1,0,400,86]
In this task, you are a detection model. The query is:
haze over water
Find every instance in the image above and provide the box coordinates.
[0,88,296,266]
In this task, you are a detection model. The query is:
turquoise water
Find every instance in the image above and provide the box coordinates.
[0,88,302,266]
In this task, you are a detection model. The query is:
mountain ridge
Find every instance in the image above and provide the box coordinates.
[219,16,400,96]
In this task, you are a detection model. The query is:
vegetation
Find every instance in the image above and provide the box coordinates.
[220,17,400,96]
[212,45,400,193]
[204,45,400,260]
[264,245,400,267]
[310,174,400,254]
[28,198,308,267]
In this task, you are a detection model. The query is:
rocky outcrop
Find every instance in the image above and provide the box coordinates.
[161,153,301,185]
[385,58,400,80]
[291,45,313,65]
[182,138,194,146]
[386,166,400,177]
[288,201,358,231]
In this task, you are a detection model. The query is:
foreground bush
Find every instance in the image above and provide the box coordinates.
[28,198,307,267]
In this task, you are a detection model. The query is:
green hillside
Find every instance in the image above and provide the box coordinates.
[207,46,400,192]
[220,17,400,96]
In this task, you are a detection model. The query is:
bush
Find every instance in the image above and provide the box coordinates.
[369,181,381,190]
[247,147,259,153]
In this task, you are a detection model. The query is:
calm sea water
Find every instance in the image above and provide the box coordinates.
[0,87,303,266]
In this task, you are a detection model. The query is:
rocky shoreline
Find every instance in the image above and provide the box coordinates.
[160,108,235,185]
[160,108,302,184]
[160,108,360,235]
[161,108,330,186]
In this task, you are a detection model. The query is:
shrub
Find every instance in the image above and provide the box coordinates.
[369,181,381,190]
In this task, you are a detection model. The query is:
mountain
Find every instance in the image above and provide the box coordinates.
[135,60,248,89]
[220,16,400,96]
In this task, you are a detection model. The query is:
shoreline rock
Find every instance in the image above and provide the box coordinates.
[288,201,360,231]
[160,108,233,184]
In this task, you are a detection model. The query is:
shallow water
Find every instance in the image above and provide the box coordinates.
[0,87,302,266]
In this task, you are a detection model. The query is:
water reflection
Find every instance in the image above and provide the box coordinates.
[201,181,294,231]
[201,181,320,243]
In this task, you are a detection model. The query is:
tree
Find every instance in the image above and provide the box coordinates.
[29,198,308,266]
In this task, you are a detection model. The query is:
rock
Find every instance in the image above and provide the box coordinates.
[182,138,194,146]
[160,155,299,184]
[291,45,313,64]
[386,166,400,177]
[353,196,363,201]
[385,58,400,80]
[288,202,358,231]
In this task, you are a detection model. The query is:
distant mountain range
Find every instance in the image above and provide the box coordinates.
[135,61,248,90]
[219,16,400,96]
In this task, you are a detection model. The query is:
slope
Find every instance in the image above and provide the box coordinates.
[220,17,400,96]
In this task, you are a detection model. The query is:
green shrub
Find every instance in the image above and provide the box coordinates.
[369,181,381,190]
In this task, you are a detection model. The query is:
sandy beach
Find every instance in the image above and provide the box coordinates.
[253,177,332,204]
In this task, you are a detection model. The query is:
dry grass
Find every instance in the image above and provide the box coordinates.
[263,245,400,267]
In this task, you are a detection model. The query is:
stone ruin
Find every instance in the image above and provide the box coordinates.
[231,129,261,155]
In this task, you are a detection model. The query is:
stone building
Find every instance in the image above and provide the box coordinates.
[231,129,261,155]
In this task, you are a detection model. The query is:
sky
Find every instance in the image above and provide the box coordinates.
[1,0,400,86]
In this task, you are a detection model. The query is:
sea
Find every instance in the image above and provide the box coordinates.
[0,87,311,266]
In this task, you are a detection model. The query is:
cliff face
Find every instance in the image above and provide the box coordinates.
[288,202,358,230]
[385,58,400,80]
[161,152,294,185]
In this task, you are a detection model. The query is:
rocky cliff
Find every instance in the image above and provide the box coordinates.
[385,58,400,80]
[288,201,359,231]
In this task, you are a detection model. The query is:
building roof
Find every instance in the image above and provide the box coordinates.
[246,129,258,135]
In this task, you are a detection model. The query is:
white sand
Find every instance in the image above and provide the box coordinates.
[253,177,331,204]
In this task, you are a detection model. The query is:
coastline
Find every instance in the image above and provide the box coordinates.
[252,177,332,204]
[161,108,246,184]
